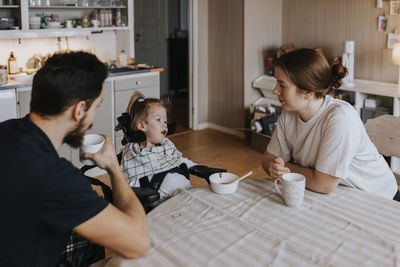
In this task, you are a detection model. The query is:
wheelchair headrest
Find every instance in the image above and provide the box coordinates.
[115,113,176,146]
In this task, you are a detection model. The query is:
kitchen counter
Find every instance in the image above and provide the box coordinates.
[0,67,164,90]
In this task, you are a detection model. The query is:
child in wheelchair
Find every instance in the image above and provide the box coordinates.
[119,91,225,201]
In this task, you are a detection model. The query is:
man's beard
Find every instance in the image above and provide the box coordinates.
[63,116,92,148]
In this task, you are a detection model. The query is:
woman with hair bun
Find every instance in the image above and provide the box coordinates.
[262,48,398,200]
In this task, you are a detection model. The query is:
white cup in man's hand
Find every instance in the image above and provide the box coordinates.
[80,134,105,166]
[274,173,305,208]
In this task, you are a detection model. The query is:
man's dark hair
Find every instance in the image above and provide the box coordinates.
[30,51,108,116]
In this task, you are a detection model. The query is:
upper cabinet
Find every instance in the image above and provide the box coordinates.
[0,0,132,39]
[0,1,21,37]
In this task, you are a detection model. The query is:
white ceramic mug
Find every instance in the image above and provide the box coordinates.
[79,134,105,166]
[274,173,305,208]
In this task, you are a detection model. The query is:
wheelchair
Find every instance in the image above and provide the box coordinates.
[82,112,227,213]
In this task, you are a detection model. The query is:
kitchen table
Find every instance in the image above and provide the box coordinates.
[95,178,400,266]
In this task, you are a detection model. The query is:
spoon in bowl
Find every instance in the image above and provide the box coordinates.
[221,171,253,184]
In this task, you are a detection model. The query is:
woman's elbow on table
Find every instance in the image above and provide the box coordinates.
[308,170,341,195]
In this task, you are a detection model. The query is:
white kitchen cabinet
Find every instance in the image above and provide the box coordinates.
[0,89,17,122]
[16,86,31,117]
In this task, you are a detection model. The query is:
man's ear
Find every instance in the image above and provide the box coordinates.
[71,101,87,122]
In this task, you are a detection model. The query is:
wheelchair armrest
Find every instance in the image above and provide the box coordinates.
[80,164,97,174]
[81,166,114,203]
[189,165,227,184]
[131,187,160,213]
[81,165,160,213]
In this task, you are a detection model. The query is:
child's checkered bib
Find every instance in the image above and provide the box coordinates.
[121,138,182,186]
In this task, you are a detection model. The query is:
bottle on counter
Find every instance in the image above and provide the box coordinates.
[8,52,18,74]
[119,49,127,67]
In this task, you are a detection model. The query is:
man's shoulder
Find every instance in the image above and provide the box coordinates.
[0,117,25,135]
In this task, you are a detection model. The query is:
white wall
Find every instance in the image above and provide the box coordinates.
[244,0,282,107]
[0,32,118,70]
[198,0,208,124]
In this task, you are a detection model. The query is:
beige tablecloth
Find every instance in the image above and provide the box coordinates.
[101,179,400,266]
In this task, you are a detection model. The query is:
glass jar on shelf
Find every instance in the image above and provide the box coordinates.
[99,9,105,27]
[115,8,121,26]
[92,9,98,21]
[81,15,88,27]
[89,0,98,6]
[107,9,112,26]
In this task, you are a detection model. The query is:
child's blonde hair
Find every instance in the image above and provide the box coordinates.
[126,91,167,131]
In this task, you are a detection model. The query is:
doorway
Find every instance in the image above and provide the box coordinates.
[134,0,190,133]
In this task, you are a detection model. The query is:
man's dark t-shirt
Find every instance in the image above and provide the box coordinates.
[0,116,108,266]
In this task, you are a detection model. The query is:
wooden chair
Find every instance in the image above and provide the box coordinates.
[365,115,400,190]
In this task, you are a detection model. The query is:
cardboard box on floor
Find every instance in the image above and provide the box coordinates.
[248,101,278,153]
[248,97,281,153]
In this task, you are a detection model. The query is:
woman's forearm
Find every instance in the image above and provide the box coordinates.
[285,162,340,194]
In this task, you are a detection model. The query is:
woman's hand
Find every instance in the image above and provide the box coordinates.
[268,157,291,178]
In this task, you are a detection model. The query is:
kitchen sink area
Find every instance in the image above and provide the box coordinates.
[108,66,151,76]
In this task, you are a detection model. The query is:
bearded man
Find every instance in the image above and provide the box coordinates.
[0,52,149,266]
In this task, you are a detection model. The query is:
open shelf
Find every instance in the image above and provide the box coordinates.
[29,5,126,9]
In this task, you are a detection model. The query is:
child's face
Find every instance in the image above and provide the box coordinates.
[140,104,168,147]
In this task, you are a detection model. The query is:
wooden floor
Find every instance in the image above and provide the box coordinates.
[168,128,268,187]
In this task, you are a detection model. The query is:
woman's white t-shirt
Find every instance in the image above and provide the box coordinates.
[267,95,397,199]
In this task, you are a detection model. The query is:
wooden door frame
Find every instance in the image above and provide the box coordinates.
[189,0,199,129]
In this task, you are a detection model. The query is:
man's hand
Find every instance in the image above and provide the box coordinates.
[268,157,291,178]
[80,134,119,172]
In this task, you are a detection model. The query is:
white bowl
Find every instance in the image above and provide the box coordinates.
[29,24,41,29]
[46,21,61,28]
[209,172,239,194]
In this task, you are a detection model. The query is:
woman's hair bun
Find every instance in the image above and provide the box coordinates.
[330,58,348,89]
